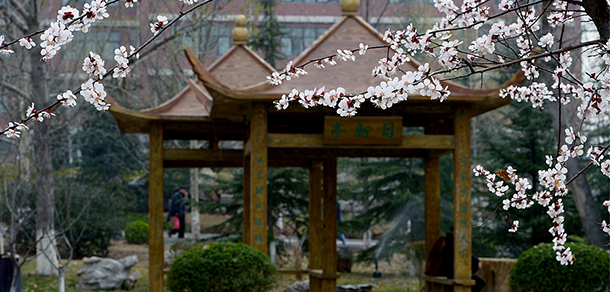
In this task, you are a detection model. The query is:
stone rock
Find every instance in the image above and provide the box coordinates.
[284,280,373,292]
[76,255,140,290]
[164,249,178,267]
[337,245,352,273]
[356,284,373,292]
[337,284,374,292]
[337,285,359,292]
[122,270,140,290]
[284,280,309,292]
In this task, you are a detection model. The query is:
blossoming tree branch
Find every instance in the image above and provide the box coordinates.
[266,0,610,265]
[0,0,213,137]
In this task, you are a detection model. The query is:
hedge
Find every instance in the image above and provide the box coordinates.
[510,242,610,292]
[124,220,149,244]
[167,242,276,292]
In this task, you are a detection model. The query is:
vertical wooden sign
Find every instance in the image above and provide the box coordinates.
[453,108,472,291]
[250,104,268,253]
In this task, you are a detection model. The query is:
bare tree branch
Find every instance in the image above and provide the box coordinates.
[8,0,30,21]
[0,80,30,100]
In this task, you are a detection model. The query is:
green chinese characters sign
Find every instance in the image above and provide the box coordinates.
[323,117,402,145]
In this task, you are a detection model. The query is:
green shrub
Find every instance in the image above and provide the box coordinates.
[167,242,276,292]
[124,220,149,244]
[510,243,610,292]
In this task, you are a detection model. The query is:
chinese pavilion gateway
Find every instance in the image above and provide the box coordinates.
[109,1,523,291]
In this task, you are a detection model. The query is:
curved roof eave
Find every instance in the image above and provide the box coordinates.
[107,92,211,135]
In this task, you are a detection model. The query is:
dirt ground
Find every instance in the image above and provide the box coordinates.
[107,240,152,262]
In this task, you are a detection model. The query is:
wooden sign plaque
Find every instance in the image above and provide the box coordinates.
[323,116,402,145]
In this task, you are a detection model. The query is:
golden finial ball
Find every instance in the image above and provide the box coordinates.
[232,15,248,44]
[235,15,247,27]
[340,0,360,15]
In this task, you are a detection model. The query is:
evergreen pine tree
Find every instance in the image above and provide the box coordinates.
[338,156,455,262]
[249,0,284,68]
[200,167,309,258]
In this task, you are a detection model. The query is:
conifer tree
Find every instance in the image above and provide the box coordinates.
[200,167,309,257]
[248,0,284,68]
[338,156,455,262]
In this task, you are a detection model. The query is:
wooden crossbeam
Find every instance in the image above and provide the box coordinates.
[268,134,455,149]
[163,149,311,168]
[162,133,455,168]
[164,149,243,168]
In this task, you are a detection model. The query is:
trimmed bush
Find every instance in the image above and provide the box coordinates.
[167,242,276,292]
[510,243,610,292]
[124,220,149,244]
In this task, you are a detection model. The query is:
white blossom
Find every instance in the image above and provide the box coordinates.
[18,37,36,49]
[80,79,110,111]
[538,33,554,48]
[601,160,610,178]
[0,35,14,56]
[508,220,519,233]
[57,5,79,26]
[359,43,368,55]
[82,52,107,78]
[336,49,355,62]
[125,0,138,8]
[151,15,168,35]
[57,90,77,107]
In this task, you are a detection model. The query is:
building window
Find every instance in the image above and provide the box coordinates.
[64,30,122,61]
[184,26,232,56]
[280,37,293,57]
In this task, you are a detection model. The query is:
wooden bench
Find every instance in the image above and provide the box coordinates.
[422,275,475,292]
[307,269,340,279]
[276,269,309,275]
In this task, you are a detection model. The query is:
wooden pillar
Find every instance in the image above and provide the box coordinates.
[243,153,251,245]
[424,155,441,256]
[248,103,268,253]
[322,158,338,292]
[309,161,323,292]
[148,121,164,292]
[453,108,472,292]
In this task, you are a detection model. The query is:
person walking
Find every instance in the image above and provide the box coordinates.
[168,187,188,238]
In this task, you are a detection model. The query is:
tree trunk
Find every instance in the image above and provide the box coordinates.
[190,141,200,239]
[10,266,20,292]
[582,0,610,41]
[59,268,66,292]
[27,12,59,275]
